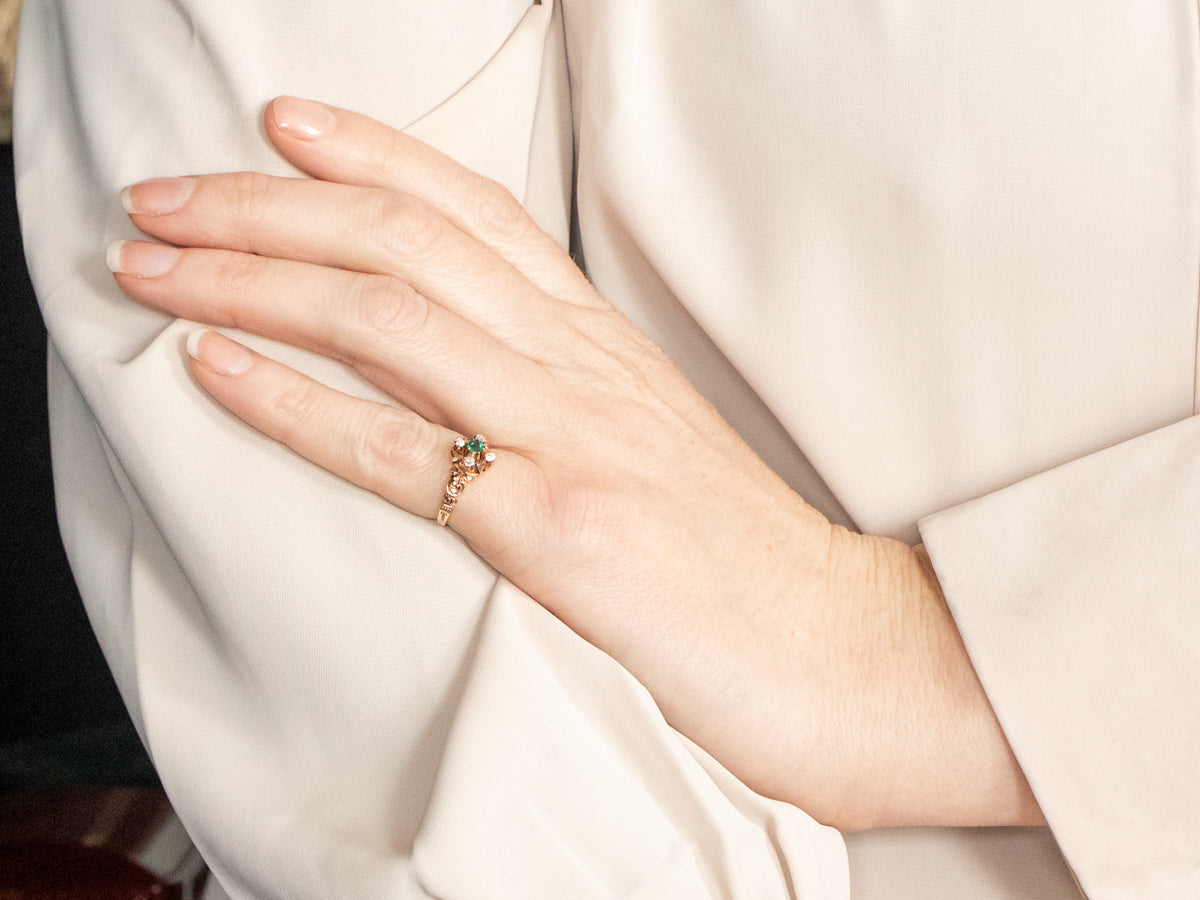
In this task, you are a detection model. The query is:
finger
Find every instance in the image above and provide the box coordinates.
[263,96,602,309]
[185,329,545,563]
[108,239,556,440]
[122,173,570,351]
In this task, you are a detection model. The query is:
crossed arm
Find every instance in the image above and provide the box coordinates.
[106,97,1041,832]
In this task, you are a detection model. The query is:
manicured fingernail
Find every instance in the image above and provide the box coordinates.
[187,330,253,376]
[122,177,197,215]
[271,96,335,140]
[106,240,180,277]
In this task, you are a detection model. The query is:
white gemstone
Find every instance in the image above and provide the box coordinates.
[464,457,475,467]
[454,438,465,449]
[474,434,486,442]
[484,452,496,463]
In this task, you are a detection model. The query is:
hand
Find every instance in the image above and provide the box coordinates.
[108,97,1040,830]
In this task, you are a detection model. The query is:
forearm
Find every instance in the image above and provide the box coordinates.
[716,517,1043,831]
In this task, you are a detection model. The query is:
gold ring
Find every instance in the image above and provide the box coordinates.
[436,435,495,526]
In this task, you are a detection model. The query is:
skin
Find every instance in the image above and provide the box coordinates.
[108,96,1042,832]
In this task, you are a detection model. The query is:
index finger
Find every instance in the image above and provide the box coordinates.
[264,96,603,309]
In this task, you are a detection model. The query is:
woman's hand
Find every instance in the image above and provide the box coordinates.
[108,97,1039,831]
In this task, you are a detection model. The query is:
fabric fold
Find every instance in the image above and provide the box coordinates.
[411,580,849,899]
[920,415,1200,899]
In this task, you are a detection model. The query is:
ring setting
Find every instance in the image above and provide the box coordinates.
[437,435,495,526]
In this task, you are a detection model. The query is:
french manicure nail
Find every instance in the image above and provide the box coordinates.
[122,177,197,215]
[187,330,253,376]
[271,96,335,141]
[106,240,180,277]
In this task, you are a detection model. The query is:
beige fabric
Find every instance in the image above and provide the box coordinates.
[15,0,1200,897]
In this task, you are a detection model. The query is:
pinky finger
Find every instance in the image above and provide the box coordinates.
[186,329,464,522]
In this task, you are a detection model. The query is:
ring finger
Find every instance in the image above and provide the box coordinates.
[109,240,556,442]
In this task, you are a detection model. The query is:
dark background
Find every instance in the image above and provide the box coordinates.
[0,141,153,788]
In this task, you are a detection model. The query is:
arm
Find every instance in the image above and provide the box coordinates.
[102,5,1200,888]
[922,421,1200,899]
[19,3,848,897]
[107,98,1039,835]
[559,4,1200,894]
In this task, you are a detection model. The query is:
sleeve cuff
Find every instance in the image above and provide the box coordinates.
[919,415,1200,899]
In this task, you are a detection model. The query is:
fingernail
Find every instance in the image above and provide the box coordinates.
[106,240,180,277]
[187,330,253,376]
[271,96,335,141]
[122,177,197,215]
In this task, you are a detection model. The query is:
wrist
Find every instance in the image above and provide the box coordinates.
[808,532,1043,830]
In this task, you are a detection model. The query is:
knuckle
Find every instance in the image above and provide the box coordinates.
[469,177,529,239]
[353,276,432,345]
[353,410,428,494]
[360,128,407,181]
[270,381,327,438]
[228,171,277,224]
[213,251,265,297]
[374,192,445,261]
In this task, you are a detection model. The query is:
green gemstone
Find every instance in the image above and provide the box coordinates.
[465,439,485,454]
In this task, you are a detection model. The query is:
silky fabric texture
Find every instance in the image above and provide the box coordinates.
[15,1,1200,898]
[18,2,847,899]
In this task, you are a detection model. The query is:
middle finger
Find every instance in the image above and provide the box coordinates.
[122,173,569,355]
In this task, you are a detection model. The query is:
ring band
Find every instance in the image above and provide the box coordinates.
[436,435,495,526]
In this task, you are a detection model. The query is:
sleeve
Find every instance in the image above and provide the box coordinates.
[15,2,851,897]
[543,2,1197,895]
[920,416,1200,899]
